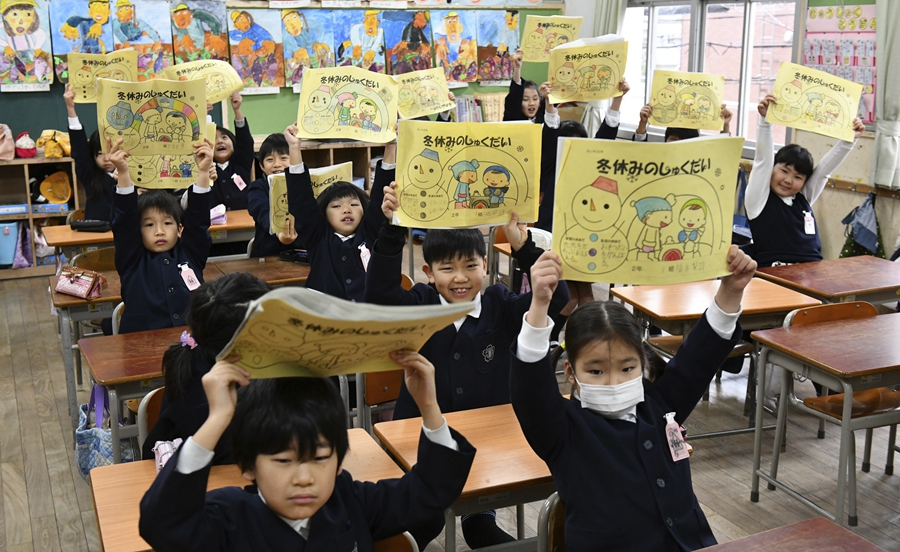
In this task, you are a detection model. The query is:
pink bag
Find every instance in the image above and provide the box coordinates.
[56,265,107,299]
[12,221,31,269]
[0,124,13,161]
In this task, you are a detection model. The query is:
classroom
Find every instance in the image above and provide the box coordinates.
[0,0,899,550]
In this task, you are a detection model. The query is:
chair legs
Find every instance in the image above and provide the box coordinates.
[887,425,897,476]
[862,428,873,473]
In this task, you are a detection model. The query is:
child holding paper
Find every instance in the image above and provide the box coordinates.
[246,133,305,257]
[210,92,254,211]
[64,84,117,222]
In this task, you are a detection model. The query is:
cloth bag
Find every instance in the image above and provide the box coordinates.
[0,124,13,160]
[36,130,71,158]
[56,265,107,298]
[12,221,32,268]
[840,192,886,258]
[75,385,134,480]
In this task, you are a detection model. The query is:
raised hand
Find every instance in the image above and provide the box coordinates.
[391,350,442,430]
[758,93,777,118]
[382,181,399,221]
[504,211,528,252]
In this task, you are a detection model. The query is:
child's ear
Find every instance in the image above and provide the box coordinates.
[563,359,575,385]
[241,468,256,482]
[421,264,435,284]
[177,223,184,239]
[481,257,488,275]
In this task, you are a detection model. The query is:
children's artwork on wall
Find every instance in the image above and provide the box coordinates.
[49,0,114,81]
[395,120,540,228]
[218,287,475,378]
[297,66,397,143]
[476,10,517,83]
[766,61,863,142]
[0,0,53,86]
[648,70,725,130]
[310,161,352,198]
[382,9,431,75]
[521,15,582,63]
[551,136,744,285]
[163,58,242,103]
[126,121,215,188]
[432,10,477,84]
[111,0,173,81]
[397,67,453,119]
[97,76,206,155]
[228,8,284,90]
[548,36,626,103]
[334,9,385,74]
[411,0,445,5]
[444,0,505,6]
[68,48,137,102]
[281,9,334,86]
[169,0,228,64]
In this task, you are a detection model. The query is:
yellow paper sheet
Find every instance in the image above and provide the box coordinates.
[548,37,627,103]
[217,287,475,378]
[649,70,726,130]
[520,15,583,63]
[298,67,399,144]
[129,124,216,189]
[397,67,455,120]
[551,136,744,284]
[69,49,138,104]
[97,77,207,156]
[395,120,541,228]
[163,59,243,104]
[766,61,863,142]
[268,173,289,235]
[310,162,354,198]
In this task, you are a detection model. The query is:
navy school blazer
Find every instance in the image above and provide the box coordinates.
[247,176,305,258]
[69,125,116,222]
[209,119,255,211]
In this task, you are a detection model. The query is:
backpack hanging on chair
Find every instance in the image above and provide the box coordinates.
[840,192,885,258]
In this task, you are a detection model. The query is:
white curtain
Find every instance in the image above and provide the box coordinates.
[870,0,900,190]
[581,0,629,137]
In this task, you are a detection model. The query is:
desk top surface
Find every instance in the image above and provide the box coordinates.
[756,256,900,300]
[79,326,182,385]
[90,429,402,552]
[751,312,900,378]
[374,403,551,499]
[214,256,310,285]
[704,517,885,551]
[610,277,821,321]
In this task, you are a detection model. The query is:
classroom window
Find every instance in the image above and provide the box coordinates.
[744,1,796,144]
[621,7,649,121]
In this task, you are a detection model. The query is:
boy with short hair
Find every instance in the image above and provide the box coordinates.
[139,352,475,552]
[247,133,305,257]
[108,138,213,334]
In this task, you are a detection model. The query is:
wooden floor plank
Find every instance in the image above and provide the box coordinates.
[30,516,61,552]
[40,421,87,552]
[2,461,32,548]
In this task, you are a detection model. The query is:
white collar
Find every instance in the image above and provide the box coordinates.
[217,160,230,171]
[257,489,310,539]
[778,194,795,206]
[334,232,355,242]
[439,293,482,330]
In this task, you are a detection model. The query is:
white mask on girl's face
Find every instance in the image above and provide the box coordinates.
[574,375,644,419]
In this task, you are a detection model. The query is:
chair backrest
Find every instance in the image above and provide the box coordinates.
[71,246,116,272]
[374,532,418,552]
[365,370,405,407]
[66,209,85,224]
[400,273,413,291]
[246,238,254,258]
[493,224,509,245]
[537,491,565,552]
[112,302,125,335]
[785,301,878,328]
[138,387,166,450]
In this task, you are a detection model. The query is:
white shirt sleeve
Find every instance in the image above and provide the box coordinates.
[745,120,775,220]
[116,185,135,195]
[288,163,306,174]
[543,110,560,129]
[381,161,396,170]
[633,131,647,142]
[604,109,621,128]
[68,116,83,131]
[516,313,554,363]
[706,298,742,340]
[802,138,855,205]
[192,183,211,194]
[175,437,215,474]
[421,418,459,451]
[234,118,246,128]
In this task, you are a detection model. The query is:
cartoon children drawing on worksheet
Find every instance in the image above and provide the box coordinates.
[632,194,676,261]
[451,159,479,209]
[676,198,707,258]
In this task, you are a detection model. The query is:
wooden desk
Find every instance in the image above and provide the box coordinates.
[375,404,553,551]
[214,256,310,286]
[90,428,403,552]
[705,518,885,551]
[489,242,514,286]
[756,256,900,304]
[750,313,900,526]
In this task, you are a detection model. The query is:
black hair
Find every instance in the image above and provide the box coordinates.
[773,144,815,180]
[258,133,289,166]
[86,131,109,201]
[521,78,539,95]
[232,377,349,472]
[559,120,588,138]
[216,127,236,151]
[316,181,369,217]
[162,273,273,399]
[137,189,183,225]
[664,127,700,142]
[422,229,486,266]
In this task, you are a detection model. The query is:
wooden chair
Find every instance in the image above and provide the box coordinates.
[66,209,84,224]
[487,225,511,286]
[71,246,116,272]
[137,387,165,453]
[536,491,565,552]
[373,532,418,552]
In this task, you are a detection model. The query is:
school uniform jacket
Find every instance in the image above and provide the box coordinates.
[366,224,569,418]
[113,187,211,334]
[209,119,254,211]
[247,176,305,258]
[69,126,116,222]
[510,315,740,552]
[139,428,476,552]
[287,162,389,302]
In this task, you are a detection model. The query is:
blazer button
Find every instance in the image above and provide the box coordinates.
[342,255,347,261]
[657,478,666,488]
[345,278,352,284]
[453,352,460,360]
[643,440,653,450]
[163,258,170,265]
[173,313,179,320]
[456,387,463,395]
[666,517,673,527]
[167,286,174,293]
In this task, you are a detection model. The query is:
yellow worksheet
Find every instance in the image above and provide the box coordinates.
[649,70,726,130]
[268,173,289,234]
[520,15,582,63]
[69,49,138,103]
[128,123,216,189]
[548,36,627,103]
[310,162,354,198]
[397,67,455,119]
[163,59,243,103]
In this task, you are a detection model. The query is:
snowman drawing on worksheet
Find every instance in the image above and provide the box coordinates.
[559,175,629,275]
[400,148,450,222]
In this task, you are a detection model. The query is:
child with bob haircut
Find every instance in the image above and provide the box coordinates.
[504,49,545,123]
[142,272,273,463]
[64,84,117,222]
[107,137,213,334]
[139,350,476,552]
[247,133,305,258]
[210,92,254,211]
[511,246,757,551]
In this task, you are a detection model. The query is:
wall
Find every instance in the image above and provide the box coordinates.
[564,0,594,39]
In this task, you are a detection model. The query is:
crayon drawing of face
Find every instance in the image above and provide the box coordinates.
[780,81,802,103]
[825,99,841,118]
[697,96,712,111]
[679,200,707,230]
[657,85,676,106]
[309,86,331,112]
[408,148,441,188]
[572,177,621,231]
[555,62,574,83]
[3,5,37,35]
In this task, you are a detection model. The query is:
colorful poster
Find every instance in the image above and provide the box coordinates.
[97,77,206,155]
[169,0,228,64]
[432,10,477,83]
[397,67,453,119]
[228,8,284,90]
[49,0,115,81]
[297,66,397,143]
[68,48,137,102]
[766,61,863,142]
[476,10,517,83]
[521,15,582,63]
[127,121,216,188]
[0,0,53,86]
[395,120,540,228]
[551,136,744,284]
[334,9,385,74]
[218,287,475,378]
[382,9,432,75]
[648,70,726,130]
[163,58,242,103]
[548,37,627,103]
[111,0,173,81]
[310,161,353,197]
[281,8,334,86]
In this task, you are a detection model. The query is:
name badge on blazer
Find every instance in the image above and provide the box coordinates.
[179,263,200,291]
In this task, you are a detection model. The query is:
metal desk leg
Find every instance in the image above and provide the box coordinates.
[109,387,121,464]
[59,307,79,429]
[444,508,456,551]
[74,321,83,386]
[750,347,769,502]
[766,361,792,490]
[516,503,525,539]
[836,381,854,526]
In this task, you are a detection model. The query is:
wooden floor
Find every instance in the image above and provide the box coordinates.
[1,265,899,551]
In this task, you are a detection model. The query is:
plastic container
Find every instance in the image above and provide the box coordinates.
[0,222,19,266]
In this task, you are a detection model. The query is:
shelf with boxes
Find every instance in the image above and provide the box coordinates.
[250,137,385,191]
[0,157,82,280]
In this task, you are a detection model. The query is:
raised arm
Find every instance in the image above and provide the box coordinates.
[64,84,99,194]
[503,50,525,121]
[284,123,326,251]
[745,94,777,220]
[230,92,254,175]
[803,118,863,205]
[182,139,213,267]
[361,141,393,237]
[595,78,629,140]
[365,223,434,306]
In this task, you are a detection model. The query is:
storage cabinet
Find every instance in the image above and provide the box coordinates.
[251,138,385,191]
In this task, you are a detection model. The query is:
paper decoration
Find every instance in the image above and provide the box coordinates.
[551,136,744,284]
[397,67,453,119]
[432,10,477,83]
[68,48,137,103]
[218,287,475,378]
[382,8,432,75]
[281,8,335,86]
[310,161,353,197]
[766,61,863,142]
[228,8,284,90]
[111,0,173,81]
[169,0,229,64]
[648,70,725,130]
[548,36,626,103]
[395,120,540,228]
[521,15,582,63]
[164,58,242,103]
[334,9,385,73]
[0,0,53,86]
[476,10,517,82]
